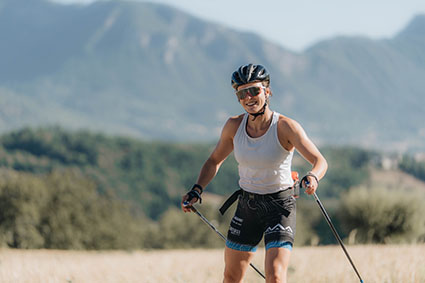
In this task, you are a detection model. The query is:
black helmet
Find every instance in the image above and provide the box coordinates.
[231,63,270,89]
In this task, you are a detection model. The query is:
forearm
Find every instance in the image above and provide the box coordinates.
[309,156,328,180]
[196,158,222,189]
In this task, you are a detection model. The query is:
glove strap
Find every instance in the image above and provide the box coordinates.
[187,189,202,204]
[191,184,203,194]
[301,172,319,188]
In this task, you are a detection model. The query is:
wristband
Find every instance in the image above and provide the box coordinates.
[301,172,319,188]
[191,184,203,194]
[186,189,202,204]
[307,171,319,183]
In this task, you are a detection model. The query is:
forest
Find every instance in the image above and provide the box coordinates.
[0,127,424,249]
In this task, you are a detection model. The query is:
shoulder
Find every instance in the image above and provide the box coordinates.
[277,114,303,134]
[221,114,245,138]
[224,114,244,130]
[276,114,306,150]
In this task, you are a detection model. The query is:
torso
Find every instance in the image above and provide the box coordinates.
[228,112,294,152]
[232,112,295,194]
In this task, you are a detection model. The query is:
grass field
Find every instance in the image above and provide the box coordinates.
[0,244,424,282]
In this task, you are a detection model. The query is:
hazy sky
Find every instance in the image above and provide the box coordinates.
[52,0,425,51]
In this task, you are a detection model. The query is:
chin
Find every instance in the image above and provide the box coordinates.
[247,105,259,111]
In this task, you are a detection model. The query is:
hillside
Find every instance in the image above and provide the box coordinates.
[1,127,425,248]
[0,0,424,151]
[3,126,423,217]
[0,127,372,215]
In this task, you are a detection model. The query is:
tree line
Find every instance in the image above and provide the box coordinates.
[0,127,373,217]
[0,127,423,249]
[399,155,425,181]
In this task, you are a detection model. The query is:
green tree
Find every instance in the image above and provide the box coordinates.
[399,155,425,181]
[0,171,48,248]
[153,204,226,249]
[338,186,425,244]
[0,169,148,250]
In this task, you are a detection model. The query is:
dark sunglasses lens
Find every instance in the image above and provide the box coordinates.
[236,87,261,99]
[250,87,261,96]
[236,89,248,99]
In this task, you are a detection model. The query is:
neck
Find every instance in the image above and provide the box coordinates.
[249,100,268,120]
[248,108,273,128]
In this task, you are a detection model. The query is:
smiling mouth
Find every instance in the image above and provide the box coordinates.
[246,101,257,107]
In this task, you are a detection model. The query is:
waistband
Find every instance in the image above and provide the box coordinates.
[241,188,293,201]
[219,187,294,215]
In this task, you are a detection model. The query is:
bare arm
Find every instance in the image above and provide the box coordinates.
[181,116,240,212]
[278,117,328,195]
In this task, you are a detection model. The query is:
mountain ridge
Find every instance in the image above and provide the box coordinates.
[0,0,424,151]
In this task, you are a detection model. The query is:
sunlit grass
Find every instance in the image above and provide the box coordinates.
[0,245,424,282]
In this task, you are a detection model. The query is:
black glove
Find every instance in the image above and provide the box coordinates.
[183,184,203,206]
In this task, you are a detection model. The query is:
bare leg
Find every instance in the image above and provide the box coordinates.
[265,247,291,283]
[223,246,256,283]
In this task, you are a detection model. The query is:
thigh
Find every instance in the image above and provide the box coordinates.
[224,246,256,283]
[265,247,291,282]
[263,196,296,247]
[227,197,264,250]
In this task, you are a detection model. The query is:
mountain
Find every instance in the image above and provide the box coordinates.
[0,0,424,151]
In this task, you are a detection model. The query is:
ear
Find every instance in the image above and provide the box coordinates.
[265,87,272,97]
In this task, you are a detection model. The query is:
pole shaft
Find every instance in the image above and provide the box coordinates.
[194,210,227,242]
[313,193,364,282]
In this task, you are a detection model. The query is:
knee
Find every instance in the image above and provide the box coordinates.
[223,268,243,283]
[266,273,286,283]
[266,268,287,283]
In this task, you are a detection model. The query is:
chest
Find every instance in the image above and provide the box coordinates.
[245,123,271,138]
[234,123,289,167]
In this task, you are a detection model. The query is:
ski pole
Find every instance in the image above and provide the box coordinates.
[303,181,364,283]
[184,202,266,280]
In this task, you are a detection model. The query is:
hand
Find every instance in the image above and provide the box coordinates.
[181,188,202,213]
[301,175,318,195]
[181,194,195,213]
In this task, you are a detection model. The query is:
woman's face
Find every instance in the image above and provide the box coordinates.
[236,82,269,113]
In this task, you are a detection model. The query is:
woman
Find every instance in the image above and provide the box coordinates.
[181,63,328,283]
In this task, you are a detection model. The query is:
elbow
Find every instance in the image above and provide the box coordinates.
[321,155,328,169]
[311,155,328,179]
[320,156,328,177]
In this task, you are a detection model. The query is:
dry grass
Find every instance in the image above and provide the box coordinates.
[0,245,424,282]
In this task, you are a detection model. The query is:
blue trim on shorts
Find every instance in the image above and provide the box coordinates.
[226,240,257,252]
[265,241,293,251]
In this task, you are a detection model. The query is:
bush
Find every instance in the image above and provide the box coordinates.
[338,186,425,244]
[0,171,47,248]
[294,198,320,246]
[151,204,229,249]
[0,169,148,249]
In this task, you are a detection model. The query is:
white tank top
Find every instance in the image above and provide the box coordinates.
[233,112,294,194]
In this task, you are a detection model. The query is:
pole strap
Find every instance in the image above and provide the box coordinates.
[219,189,242,215]
[187,189,202,204]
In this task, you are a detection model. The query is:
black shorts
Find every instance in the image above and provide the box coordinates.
[226,190,296,252]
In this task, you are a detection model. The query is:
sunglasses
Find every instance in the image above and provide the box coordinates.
[235,86,266,100]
